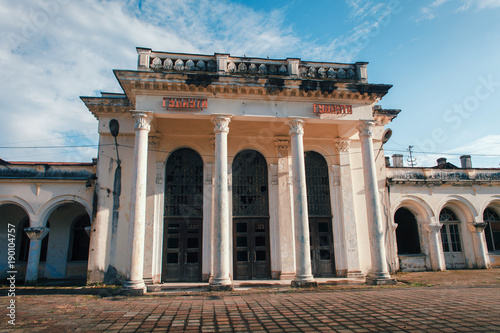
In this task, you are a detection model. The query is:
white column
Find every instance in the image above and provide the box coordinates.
[357,121,393,284]
[333,139,363,278]
[122,111,153,295]
[209,115,233,291]
[274,139,295,280]
[288,118,316,287]
[472,222,490,269]
[24,226,49,284]
[428,222,446,271]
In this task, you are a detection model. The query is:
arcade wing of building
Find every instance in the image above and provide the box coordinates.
[1,48,498,291]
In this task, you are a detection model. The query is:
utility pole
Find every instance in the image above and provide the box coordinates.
[407,145,416,167]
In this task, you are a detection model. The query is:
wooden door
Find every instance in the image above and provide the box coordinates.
[162,218,202,282]
[233,218,270,280]
[309,217,335,277]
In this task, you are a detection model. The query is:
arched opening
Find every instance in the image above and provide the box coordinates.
[439,207,466,269]
[0,203,30,280]
[484,207,500,253]
[69,214,91,261]
[44,202,88,279]
[305,151,335,277]
[232,149,270,280]
[394,207,421,254]
[162,148,203,282]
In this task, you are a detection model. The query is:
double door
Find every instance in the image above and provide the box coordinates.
[233,218,270,280]
[441,223,466,269]
[309,217,335,277]
[162,218,202,282]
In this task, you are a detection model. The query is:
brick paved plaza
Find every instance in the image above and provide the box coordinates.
[1,284,500,332]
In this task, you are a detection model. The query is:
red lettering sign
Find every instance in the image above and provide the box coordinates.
[163,98,208,110]
[313,104,352,115]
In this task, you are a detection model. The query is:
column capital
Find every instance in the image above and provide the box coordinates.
[131,111,153,131]
[427,223,443,233]
[212,115,231,133]
[334,138,351,153]
[287,117,306,136]
[357,121,375,138]
[472,222,488,232]
[24,227,49,240]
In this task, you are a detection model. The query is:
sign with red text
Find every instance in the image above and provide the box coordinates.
[163,98,208,110]
[313,104,352,115]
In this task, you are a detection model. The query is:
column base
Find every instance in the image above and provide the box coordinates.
[279,273,295,281]
[366,277,397,286]
[208,284,234,292]
[346,271,365,279]
[142,277,154,285]
[291,280,317,288]
[121,280,146,295]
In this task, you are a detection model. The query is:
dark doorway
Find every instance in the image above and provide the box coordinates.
[394,208,421,254]
[162,148,203,282]
[232,150,270,280]
[305,151,335,277]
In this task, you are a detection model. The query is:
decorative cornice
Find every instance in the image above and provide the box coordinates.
[212,115,231,133]
[131,111,153,131]
[274,139,289,152]
[288,118,305,136]
[334,139,351,153]
[357,121,374,138]
[148,135,161,148]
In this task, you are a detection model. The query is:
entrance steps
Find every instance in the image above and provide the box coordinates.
[147,277,365,295]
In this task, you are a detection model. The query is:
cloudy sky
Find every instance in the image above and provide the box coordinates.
[1,0,500,167]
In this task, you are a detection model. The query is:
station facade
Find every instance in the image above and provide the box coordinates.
[1,48,498,293]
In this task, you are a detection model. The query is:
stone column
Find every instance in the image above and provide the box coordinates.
[24,227,49,284]
[209,115,233,291]
[428,222,446,271]
[357,121,394,284]
[288,118,316,288]
[333,139,363,278]
[472,222,490,269]
[274,139,295,280]
[122,111,153,295]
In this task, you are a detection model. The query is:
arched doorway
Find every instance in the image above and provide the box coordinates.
[44,202,89,279]
[394,207,421,254]
[439,208,466,269]
[305,151,335,277]
[232,150,270,280]
[162,148,203,282]
[0,203,30,280]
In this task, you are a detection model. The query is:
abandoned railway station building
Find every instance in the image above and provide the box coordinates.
[1,48,499,293]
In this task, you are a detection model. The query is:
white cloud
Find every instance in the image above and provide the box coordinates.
[419,0,500,20]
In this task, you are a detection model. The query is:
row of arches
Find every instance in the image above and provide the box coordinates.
[0,202,91,280]
[162,148,335,282]
[394,203,500,269]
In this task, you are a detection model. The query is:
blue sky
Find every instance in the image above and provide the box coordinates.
[1,0,499,167]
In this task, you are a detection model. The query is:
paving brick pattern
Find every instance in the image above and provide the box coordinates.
[1,286,500,332]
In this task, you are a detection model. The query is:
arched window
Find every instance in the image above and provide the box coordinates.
[484,207,500,252]
[439,208,462,253]
[394,208,421,254]
[305,151,331,217]
[69,214,91,261]
[164,148,204,217]
[232,150,269,217]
